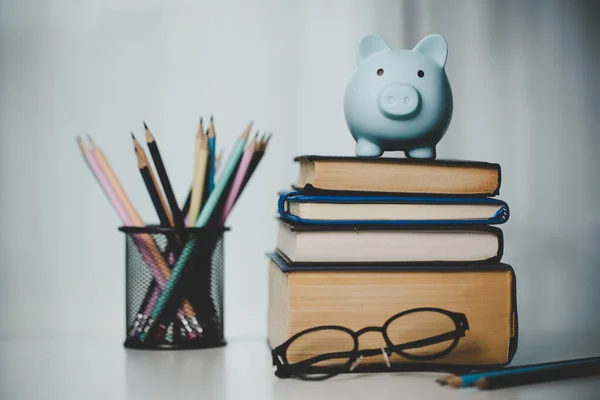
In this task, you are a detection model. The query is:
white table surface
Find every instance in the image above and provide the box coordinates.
[1,332,600,400]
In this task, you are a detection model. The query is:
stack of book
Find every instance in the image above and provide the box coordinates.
[268,156,517,371]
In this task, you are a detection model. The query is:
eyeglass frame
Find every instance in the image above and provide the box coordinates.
[272,307,470,380]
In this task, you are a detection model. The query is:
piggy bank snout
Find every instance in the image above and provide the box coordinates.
[378,83,420,119]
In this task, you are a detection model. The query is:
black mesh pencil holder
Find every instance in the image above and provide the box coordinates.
[119,225,229,350]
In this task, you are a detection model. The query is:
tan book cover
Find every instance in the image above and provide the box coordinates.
[268,255,517,369]
[295,156,501,195]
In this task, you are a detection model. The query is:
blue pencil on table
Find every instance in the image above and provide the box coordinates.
[476,360,600,390]
[441,356,600,388]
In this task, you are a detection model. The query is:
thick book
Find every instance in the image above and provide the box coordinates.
[268,252,518,370]
[276,220,503,265]
[278,191,509,226]
[295,156,501,196]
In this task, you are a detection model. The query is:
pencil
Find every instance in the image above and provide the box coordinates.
[145,122,185,229]
[475,360,600,390]
[136,146,171,227]
[446,356,600,388]
[77,138,129,221]
[141,122,252,341]
[132,133,174,227]
[188,131,209,226]
[87,136,142,223]
[220,134,258,223]
[88,136,170,278]
[196,122,252,227]
[87,137,172,331]
[207,115,216,193]
[181,188,192,218]
[239,132,270,194]
[84,138,196,328]
[222,133,270,221]
[182,118,204,219]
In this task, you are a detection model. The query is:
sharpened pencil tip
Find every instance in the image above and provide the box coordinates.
[207,116,216,137]
[131,132,135,139]
[86,135,97,148]
[76,136,88,152]
[241,122,253,140]
[475,378,489,390]
[436,374,454,386]
[447,377,464,388]
[143,121,148,130]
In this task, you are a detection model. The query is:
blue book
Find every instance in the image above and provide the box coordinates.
[278,191,509,226]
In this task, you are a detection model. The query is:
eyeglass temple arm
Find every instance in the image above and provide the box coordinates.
[388,329,467,353]
[284,349,356,370]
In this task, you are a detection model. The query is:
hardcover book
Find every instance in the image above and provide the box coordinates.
[267,252,518,369]
[278,191,509,226]
[276,220,503,264]
[295,156,501,195]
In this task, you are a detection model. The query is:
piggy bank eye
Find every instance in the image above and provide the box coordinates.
[417,70,424,78]
[377,69,384,76]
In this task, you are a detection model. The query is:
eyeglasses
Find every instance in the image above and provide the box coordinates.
[272,307,469,380]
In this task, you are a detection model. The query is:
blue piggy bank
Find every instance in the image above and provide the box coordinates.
[344,33,453,158]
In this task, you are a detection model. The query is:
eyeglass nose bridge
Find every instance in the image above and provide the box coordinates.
[355,325,384,336]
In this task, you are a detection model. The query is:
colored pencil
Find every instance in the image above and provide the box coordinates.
[136,146,171,226]
[145,122,185,229]
[141,122,252,341]
[475,360,600,390]
[207,115,216,193]
[132,133,174,227]
[86,137,174,334]
[77,138,129,221]
[88,136,170,280]
[196,122,252,227]
[181,119,203,218]
[239,132,270,194]
[220,134,258,223]
[88,136,142,222]
[82,136,199,329]
[445,356,600,388]
[188,131,209,226]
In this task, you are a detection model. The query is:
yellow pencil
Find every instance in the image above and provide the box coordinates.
[188,132,209,226]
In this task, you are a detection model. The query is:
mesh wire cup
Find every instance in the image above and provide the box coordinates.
[119,225,229,350]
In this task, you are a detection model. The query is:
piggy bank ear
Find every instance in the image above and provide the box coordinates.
[413,34,448,68]
[357,33,391,64]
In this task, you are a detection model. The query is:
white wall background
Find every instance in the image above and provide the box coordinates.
[1,0,599,341]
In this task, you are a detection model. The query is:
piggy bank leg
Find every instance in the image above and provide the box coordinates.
[355,139,383,157]
[406,146,436,159]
